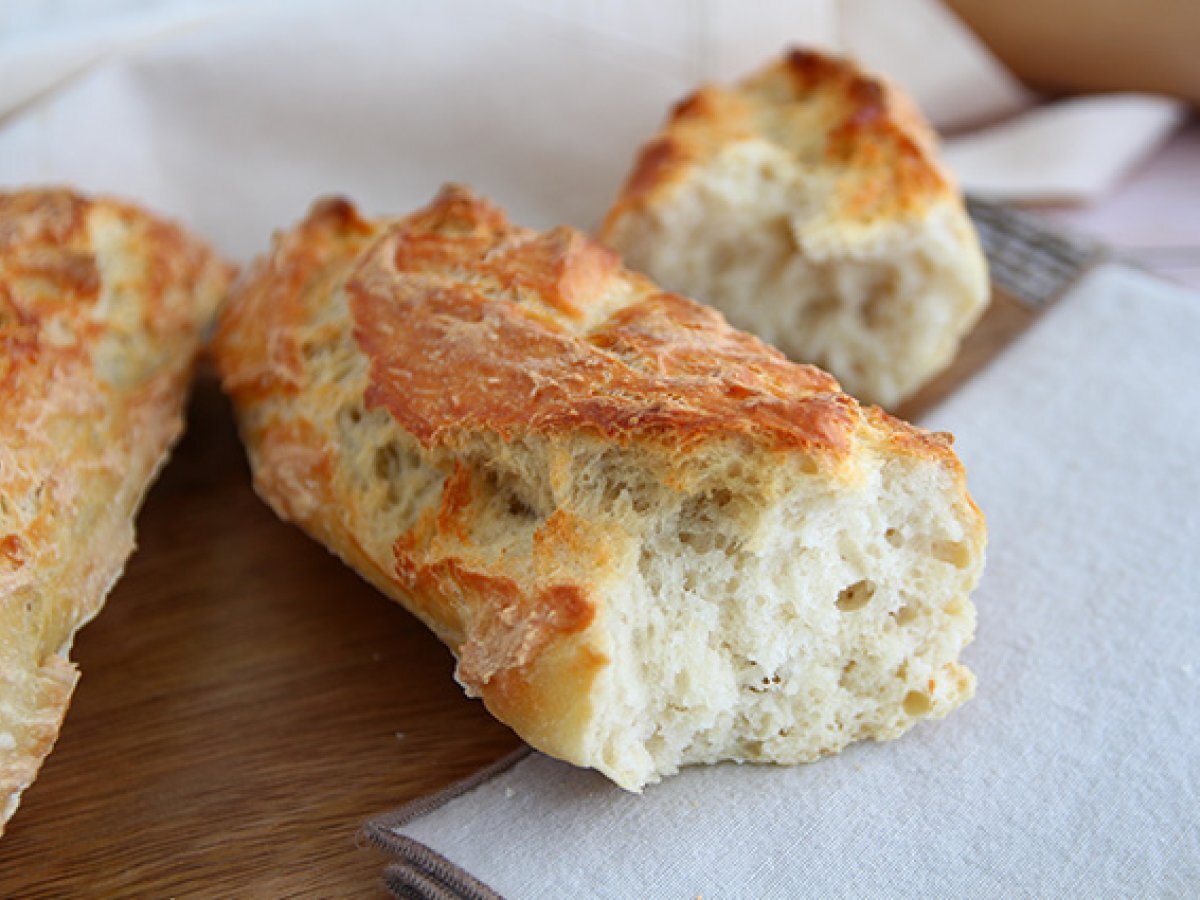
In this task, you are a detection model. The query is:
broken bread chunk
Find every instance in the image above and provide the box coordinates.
[0,188,232,833]
[602,48,989,408]
[213,185,984,790]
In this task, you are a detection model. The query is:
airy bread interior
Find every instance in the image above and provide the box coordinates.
[605,140,987,409]
[583,442,978,788]
[262,278,979,789]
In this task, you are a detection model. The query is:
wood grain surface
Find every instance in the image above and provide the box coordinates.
[0,289,1030,897]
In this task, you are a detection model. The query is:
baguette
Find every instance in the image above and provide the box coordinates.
[0,189,231,832]
[602,48,989,408]
[213,185,985,790]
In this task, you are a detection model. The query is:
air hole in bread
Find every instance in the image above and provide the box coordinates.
[481,467,541,521]
[903,690,932,716]
[582,450,658,516]
[932,540,971,569]
[336,403,364,432]
[748,673,783,694]
[370,442,403,508]
[885,527,903,547]
[677,491,740,555]
[373,441,400,480]
[836,579,875,611]
[839,660,858,687]
[505,491,535,520]
[892,604,918,625]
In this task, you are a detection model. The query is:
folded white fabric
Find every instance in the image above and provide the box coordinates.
[0,0,1185,215]
[944,94,1187,203]
[377,263,1200,898]
[0,0,241,118]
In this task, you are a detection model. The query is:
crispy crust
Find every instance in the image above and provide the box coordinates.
[603,47,952,234]
[0,188,232,834]
[214,186,973,771]
[349,218,861,456]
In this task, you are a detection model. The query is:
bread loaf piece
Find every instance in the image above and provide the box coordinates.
[213,185,985,790]
[0,189,231,833]
[602,48,989,408]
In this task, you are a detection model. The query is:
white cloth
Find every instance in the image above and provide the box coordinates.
[0,1,239,118]
[386,264,1200,898]
[942,94,1187,203]
[1037,122,1200,290]
[0,0,1185,221]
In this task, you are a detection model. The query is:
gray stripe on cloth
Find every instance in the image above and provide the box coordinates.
[363,748,532,900]
[966,197,1106,309]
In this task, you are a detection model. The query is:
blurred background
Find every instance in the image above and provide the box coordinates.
[1,0,1197,283]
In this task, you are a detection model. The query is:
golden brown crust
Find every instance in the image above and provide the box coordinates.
[603,47,952,235]
[349,187,858,456]
[216,185,957,463]
[216,198,373,404]
[0,188,232,834]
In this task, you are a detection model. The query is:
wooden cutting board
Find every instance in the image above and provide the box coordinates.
[0,289,1033,898]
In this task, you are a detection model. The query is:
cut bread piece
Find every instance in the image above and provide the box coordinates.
[0,189,232,833]
[602,48,989,409]
[213,185,985,790]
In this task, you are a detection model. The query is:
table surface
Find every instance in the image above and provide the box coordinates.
[0,289,1032,898]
